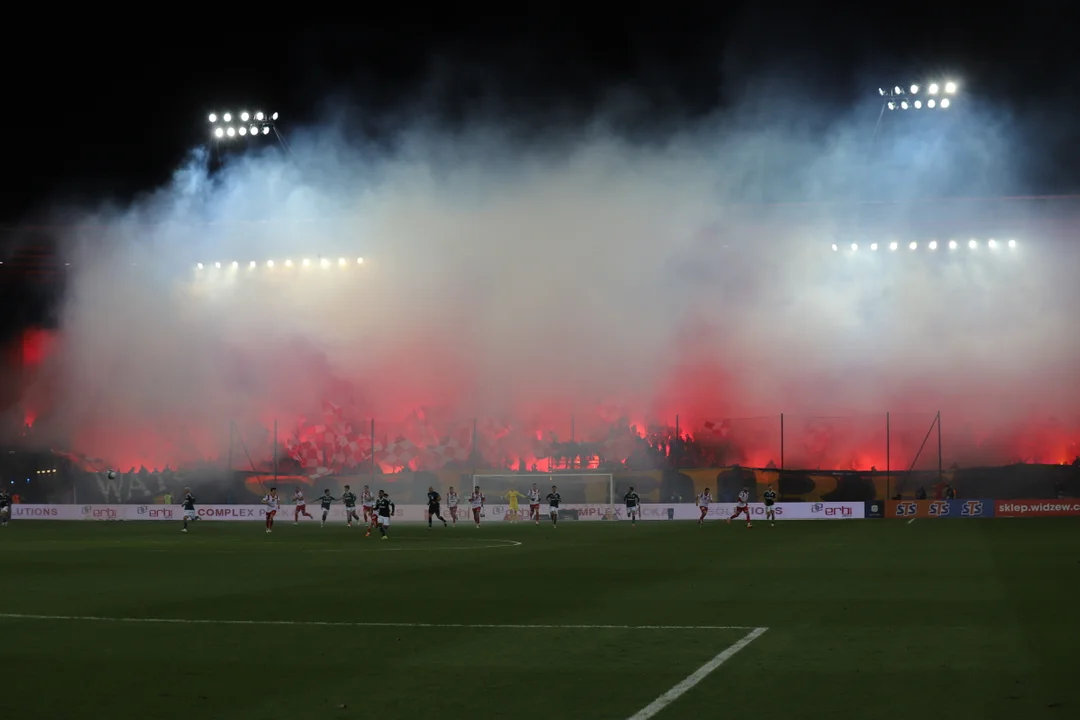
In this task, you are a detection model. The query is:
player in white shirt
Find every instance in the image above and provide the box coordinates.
[262,487,280,533]
[446,487,460,526]
[527,484,543,524]
[697,489,712,525]
[469,487,485,528]
[728,487,753,527]
[292,487,313,524]
[360,486,375,523]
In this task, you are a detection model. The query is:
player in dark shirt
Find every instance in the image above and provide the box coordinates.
[181,489,199,532]
[341,486,360,527]
[0,489,11,526]
[546,486,562,527]
[763,486,778,526]
[624,487,641,526]
[367,490,396,539]
[318,490,336,527]
[426,486,447,530]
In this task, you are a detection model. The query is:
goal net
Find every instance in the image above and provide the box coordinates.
[470,473,615,520]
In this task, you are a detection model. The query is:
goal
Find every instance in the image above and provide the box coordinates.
[470,473,615,520]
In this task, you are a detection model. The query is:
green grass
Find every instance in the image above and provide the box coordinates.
[1,517,1077,720]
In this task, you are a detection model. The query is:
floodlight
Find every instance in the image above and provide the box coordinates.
[1008,239,1017,248]
[894,86,902,95]
[240,112,250,121]
[949,240,958,249]
[940,98,950,108]
[357,257,364,264]
[231,261,238,268]
[968,239,977,249]
[267,260,274,267]
[255,112,264,121]
[928,83,939,94]
[914,100,922,109]
[285,259,293,267]
[928,99,936,108]
[262,126,270,135]
[870,243,878,251]
[901,101,909,110]
[320,258,330,268]
[889,242,898,251]
[272,112,279,120]
[223,113,232,122]
[909,241,917,250]
[214,127,224,138]
[214,262,221,269]
[209,113,217,123]
[302,258,311,266]
[878,88,885,96]
[196,263,204,269]
[887,101,896,110]
[226,127,236,137]
[988,239,997,248]
[238,127,247,136]
[929,240,938,250]
[249,126,257,135]
[910,84,919,94]
[249,261,256,268]
[831,244,838,251]
[338,258,347,266]
[945,82,957,94]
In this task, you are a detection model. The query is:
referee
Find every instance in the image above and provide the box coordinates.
[427,486,448,529]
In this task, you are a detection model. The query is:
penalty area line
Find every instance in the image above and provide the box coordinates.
[0,613,756,632]
[626,627,768,720]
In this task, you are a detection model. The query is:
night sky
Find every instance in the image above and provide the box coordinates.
[3,3,1080,220]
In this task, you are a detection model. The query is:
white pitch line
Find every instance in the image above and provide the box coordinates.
[626,627,768,720]
[907,518,917,525]
[0,613,755,631]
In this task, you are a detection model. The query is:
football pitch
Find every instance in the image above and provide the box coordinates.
[1,518,1077,720]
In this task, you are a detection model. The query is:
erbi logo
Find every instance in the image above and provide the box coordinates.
[961,501,984,517]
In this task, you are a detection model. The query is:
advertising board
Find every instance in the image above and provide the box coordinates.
[886,499,994,518]
[994,500,1080,517]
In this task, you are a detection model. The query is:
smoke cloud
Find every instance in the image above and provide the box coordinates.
[17,79,1080,472]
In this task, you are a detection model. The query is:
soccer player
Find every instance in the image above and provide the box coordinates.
[624,486,641,526]
[763,485,778,526]
[180,487,199,532]
[728,486,752,528]
[469,486,485,528]
[697,488,712,525]
[370,490,395,540]
[293,486,313,524]
[446,486,460,526]
[317,489,336,527]
[341,486,360,527]
[427,486,448,529]
[504,488,524,523]
[0,487,11,527]
[547,486,561,527]
[262,487,280,533]
[360,485,375,523]
[527,483,542,524]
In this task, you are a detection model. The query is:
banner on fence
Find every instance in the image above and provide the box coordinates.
[8,502,865,522]
[886,499,994,518]
[994,500,1080,517]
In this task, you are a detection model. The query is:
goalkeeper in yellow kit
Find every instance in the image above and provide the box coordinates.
[504,489,525,523]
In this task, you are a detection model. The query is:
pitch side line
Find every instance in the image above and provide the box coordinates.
[626,627,768,720]
[0,613,756,631]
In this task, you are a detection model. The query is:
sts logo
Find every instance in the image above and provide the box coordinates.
[895,502,918,517]
[961,501,984,517]
[927,501,950,516]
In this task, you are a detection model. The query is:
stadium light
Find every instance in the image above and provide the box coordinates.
[209,108,279,141]
[249,261,256,268]
[929,240,938,250]
[850,243,858,251]
[285,259,293,267]
[1008,239,1017,248]
[949,240,958,249]
[267,260,274,267]
[357,257,364,264]
[231,261,238,268]
[880,80,958,111]
[214,261,221,269]
[320,258,331,268]
[870,243,878,251]
[196,263,204,269]
[968,239,977,249]
[338,258,347,266]
[889,241,898,251]
[909,242,918,250]
[988,239,997,249]
[831,243,838,251]
[302,258,311,266]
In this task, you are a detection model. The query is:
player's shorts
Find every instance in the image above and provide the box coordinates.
[183,509,198,521]
[345,506,357,515]
[0,505,10,515]
[626,505,638,514]
[428,504,440,515]
[448,505,458,513]
[548,506,559,514]
[736,504,748,512]
[378,515,391,527]
[362,504,373,513]
[266,509,277,517]
[296,504,306,511]
[471,505,483,513]
[764,503,775,510]
[699,506,709,512]
[529,503,540,512]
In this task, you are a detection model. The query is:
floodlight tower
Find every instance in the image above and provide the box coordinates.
[873,80,958,139]
[207,109,292,156]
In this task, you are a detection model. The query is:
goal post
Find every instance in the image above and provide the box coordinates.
[470,473,615,520]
